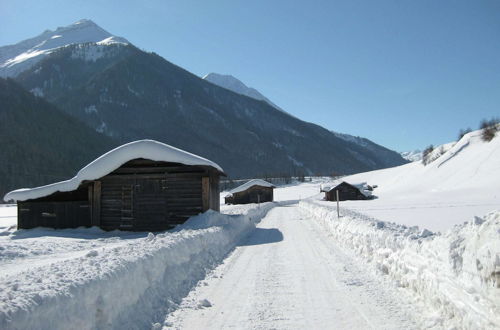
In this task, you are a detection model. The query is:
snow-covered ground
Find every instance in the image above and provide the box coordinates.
[0,205,16,235]
[274,178,327,202]
[337,129,500,232]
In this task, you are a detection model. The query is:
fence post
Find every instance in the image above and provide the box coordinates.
[336,190,340,219]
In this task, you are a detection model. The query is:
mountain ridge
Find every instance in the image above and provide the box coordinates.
[203,73,283,111]
[5,20,407,180]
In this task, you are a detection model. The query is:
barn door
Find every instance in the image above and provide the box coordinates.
[249,190,260,204]
[120,185,134,229]
[133,178,168,230]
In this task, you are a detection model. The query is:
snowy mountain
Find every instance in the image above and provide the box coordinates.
[6,20,406,180]
[203,73,282,110]
[0,19,128,77]
[400,149,422,162]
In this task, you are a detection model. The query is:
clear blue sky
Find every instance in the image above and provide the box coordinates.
[1,0,499,151]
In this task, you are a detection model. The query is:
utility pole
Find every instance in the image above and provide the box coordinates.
[336,190,340,219]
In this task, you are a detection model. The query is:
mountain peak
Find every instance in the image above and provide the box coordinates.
[73,19,96,26]
[0,19,129,77]
[203,72,283,111]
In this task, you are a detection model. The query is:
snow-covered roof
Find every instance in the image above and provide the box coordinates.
[326,181,373,197]
[4,140,224,202]
[320,184,332,192]
[226,179,275,197]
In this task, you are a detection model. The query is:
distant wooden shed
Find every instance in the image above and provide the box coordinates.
[325,181,372,201]
[225,179,275,205]
[4,140,225,231]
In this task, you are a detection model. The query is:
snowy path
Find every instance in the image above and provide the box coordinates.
[164,204,424,329]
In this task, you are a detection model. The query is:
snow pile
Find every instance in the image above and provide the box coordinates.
[0,203,275,329]
[299,199,500,329]
[4,139,224,202]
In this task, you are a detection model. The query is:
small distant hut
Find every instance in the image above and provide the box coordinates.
[4,140,225,231]
[225,179,275,205]
[325,181,373,201]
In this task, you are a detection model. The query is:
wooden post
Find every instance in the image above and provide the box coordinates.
[336,189,340,219]
[202,177,210,211]
[92,181,101,226]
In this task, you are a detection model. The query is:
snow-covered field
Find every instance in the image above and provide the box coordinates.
[340,129,500,232]
[0,130,498,329]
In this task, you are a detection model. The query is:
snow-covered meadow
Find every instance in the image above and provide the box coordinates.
[340,129,500,232]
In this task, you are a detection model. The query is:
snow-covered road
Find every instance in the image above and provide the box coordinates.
[164,204,424,329]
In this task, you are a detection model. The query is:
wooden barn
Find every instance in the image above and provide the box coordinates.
[224,179,275,205]
[4,140,225,231]
[325,181,373,201]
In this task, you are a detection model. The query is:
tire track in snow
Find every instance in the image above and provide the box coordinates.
[163,205,427,329]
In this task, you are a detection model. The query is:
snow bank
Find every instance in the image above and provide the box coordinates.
[4,139,224,202]
[299,200,500,330]
[0,203,275,329]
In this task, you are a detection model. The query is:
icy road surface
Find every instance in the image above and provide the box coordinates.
[164,205,424,329]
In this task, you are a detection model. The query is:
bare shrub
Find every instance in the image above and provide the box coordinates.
[422,145,434,165]
[480,118,499,142]
[458,128,472,141]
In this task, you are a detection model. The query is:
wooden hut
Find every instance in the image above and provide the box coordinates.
[4,140,225,231]
[224,179,275,205]
[325,181,372,201]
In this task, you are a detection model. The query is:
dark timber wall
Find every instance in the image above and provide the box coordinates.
[17,159,222,231]
[225,185,274,205]
[17,185,91,229]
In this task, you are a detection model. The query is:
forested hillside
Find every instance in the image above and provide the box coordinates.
[0,78,116,198]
